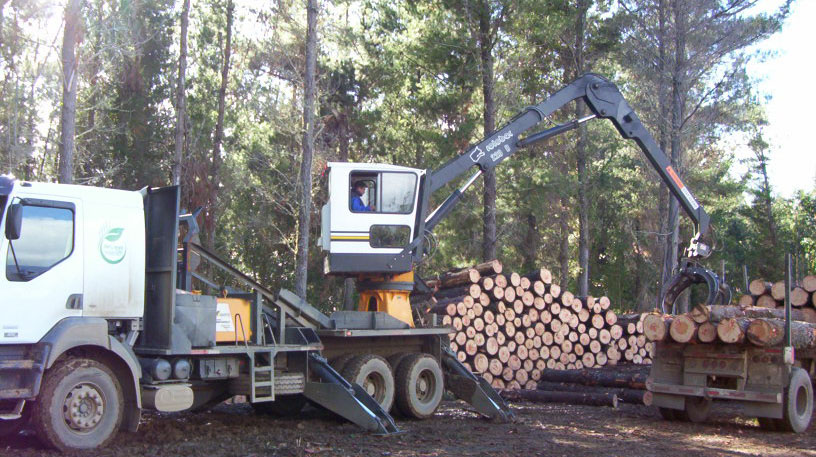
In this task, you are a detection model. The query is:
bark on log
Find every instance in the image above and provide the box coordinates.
[669,314,698,343]
[536,367,647,389]
[746,318,816,348]
[501,389,618,408]
[706,305,807,322]
[472,260,503,275]
[439,268,481,287]
[535,381,651,406]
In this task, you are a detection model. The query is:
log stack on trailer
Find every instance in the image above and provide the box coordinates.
[737,276,816,323]
[418,261,654,392]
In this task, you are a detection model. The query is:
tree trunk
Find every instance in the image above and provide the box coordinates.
[574,0,590,298]
[172,0,190,185]
[208,0,234,246]
[294,0,319,299]
[536,367,647,389]
[559,198,570,289]
[478,0,497,262]
[58,0,81,184]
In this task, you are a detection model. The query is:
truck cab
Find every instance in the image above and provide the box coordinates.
[319,162,425,275]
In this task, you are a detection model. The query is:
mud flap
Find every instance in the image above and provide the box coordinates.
[440,347,514,422]
[662,261,731,313]
[304,353,399,435]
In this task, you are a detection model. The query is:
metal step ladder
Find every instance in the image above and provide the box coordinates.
[250,350,275,402]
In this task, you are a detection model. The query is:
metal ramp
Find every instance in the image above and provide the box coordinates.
[305,353,400,435]
[441,347,514,422]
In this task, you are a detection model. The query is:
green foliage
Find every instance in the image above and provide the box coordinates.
[1,0,805,311]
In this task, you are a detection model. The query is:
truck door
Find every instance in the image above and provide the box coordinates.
[0,197,84,344]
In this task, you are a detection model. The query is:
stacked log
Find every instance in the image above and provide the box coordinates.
[643,304,816,350]
[425,261,651,391]
[499,365,652,408]
[737,276,816,323]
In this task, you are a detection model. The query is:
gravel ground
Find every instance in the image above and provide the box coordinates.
[2,399,816,457]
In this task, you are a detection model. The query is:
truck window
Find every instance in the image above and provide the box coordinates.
[6,204,74,282]
[349,172,416,214]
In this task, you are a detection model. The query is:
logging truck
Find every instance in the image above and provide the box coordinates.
[0,73,729,450]
[647,261,815,432]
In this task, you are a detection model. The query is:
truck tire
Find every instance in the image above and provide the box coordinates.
[341,355,395,412]
[330,354,357,375]
[387,353,411,372]
[31,358,123,451]
[394,353,443,419]
[252,394,307,417]
[780,367,813,433]
[683,397,711,423]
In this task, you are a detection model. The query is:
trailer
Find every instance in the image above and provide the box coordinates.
[647,256,814,432]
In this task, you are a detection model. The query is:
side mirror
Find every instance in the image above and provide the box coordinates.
[5,203,22,240]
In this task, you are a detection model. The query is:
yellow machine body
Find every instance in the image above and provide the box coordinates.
[357,271,415,327]
[215,297,253,343]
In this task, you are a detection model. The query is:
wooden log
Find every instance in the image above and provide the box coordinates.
[697,321,717,343]
[792,287,810,307]
[524,268,553,285]
[669,314,698,343]
[749,279,773,296]
[488,358,503,376]
[504,286,516,303]
[549,284,561,299]
[746,318,816,348]
[490,274,508,289]
[605,310,617,326]
[598,296,611,311]
[480,276,495,291]
[706,305,808,322]
[532,281,546,296]
[689,304,710,324]
[716,317,750,344]
[500,389,618,408]
[591,313,605,330]
[738,294,755,307]
[439,268,481,288]
[756,294,778,309]
[435,284,482,300]
[535,381,651,406]
[491,286,505,301]
[472,260,503,275]
[803,275,816,293]
[771,280,786,301]
[643,313,671,342]
[520,276,531,290]
[473,353,488,373]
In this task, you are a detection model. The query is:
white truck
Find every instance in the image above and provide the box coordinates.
[0,177,509,451]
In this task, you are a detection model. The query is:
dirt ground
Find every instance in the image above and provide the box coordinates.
[3,399,816,457]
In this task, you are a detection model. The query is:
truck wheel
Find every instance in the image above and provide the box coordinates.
[780,367,813,433]
[684,397,711,423]
[387,352,410,372]
[341,355,395,412]
[252,394,307,417]
[32,358,123,451]
[394,353,443,419]
[330,354,357,374]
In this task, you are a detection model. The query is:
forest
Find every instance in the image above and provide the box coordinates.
[0,0,809,313]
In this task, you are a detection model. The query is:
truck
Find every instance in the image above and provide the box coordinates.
[0,73,727,450]
[647,255,814,432]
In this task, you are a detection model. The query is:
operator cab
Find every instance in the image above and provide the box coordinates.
[319,162,425,275]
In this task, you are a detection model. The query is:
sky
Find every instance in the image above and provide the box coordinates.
[740,0,816,197]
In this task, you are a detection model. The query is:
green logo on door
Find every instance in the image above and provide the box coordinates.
[100,227,127,264]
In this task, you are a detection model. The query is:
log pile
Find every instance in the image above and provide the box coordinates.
[738,276,816,323]
[500,365,652,408]
[420,261,654,391]
[643,304,816,349]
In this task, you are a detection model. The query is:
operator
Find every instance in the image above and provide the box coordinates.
[350,181,375,211]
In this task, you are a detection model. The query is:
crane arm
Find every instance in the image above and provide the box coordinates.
[426,73,712,258]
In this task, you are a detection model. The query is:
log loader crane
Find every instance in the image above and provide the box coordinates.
[319,73,730,323]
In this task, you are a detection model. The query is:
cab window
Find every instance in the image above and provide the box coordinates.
[349,172,417,214]
[6,203,74,282]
